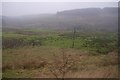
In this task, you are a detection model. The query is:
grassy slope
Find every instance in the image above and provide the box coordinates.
[3,30,117,54]
[3,46,118,78]
[2,30,118,78]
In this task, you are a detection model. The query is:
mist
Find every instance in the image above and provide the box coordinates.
[2,2,118,16]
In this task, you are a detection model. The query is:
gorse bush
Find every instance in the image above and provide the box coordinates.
[2,37,42,49]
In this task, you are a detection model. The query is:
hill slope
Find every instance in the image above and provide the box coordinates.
[2,7,118,32]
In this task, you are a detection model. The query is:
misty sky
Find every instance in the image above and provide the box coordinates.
[2,2,118,16]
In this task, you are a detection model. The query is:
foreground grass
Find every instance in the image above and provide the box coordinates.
[2,46,118,78]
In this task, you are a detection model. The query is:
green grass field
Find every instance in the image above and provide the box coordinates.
[2,29,118,78]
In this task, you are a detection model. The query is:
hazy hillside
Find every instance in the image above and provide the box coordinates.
[2,7,118,32]
[2,7,118,78]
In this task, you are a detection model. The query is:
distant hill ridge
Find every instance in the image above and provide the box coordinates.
[2,7,118,32]
[57,7,117,16]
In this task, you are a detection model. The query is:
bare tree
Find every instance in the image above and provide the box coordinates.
[48,48,77,80]
[72,27,76,48]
